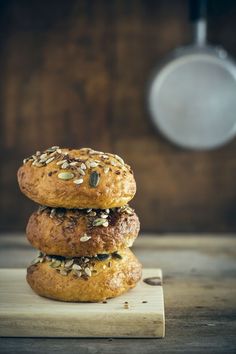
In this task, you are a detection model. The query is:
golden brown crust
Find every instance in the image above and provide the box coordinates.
[27,249,142,302]
[26,206,140,257]
[17,147,136,209]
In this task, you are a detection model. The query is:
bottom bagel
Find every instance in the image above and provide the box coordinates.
[27,248,142,302]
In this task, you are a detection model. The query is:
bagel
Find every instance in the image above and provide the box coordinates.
[27,248,142,302]
[26,205,140,257]
[18,147,136,209]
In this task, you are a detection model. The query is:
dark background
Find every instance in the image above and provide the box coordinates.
[0,0,236,233]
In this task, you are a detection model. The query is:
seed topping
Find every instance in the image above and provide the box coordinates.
[89,171,100,187]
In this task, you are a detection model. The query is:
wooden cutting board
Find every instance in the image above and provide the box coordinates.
[0,268,165,338]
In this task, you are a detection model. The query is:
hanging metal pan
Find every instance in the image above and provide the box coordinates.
[148,0,236,150]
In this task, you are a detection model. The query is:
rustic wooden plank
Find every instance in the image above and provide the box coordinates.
[0,268,164,338]
[0,235,235,352]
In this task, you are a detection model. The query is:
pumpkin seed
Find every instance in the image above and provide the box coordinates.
[50,260,61,268]
[58,172,74,180]
[112,252,122,259]
[89,171,100,187]
[96,254,110,261]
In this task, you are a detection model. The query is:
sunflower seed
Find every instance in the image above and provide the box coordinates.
[84,258,90,263]
[61,161,69,169]
[100,214,108,219]
[77,168,85,176]
[86,208,92,213]
[58,172,74,180]
[69,161,78,166]
[115,154,125,165]
[65,260,74,268]
[84,267,92,276]
[89,161,98,168]
[40,153,48,160]
[34,161,45,167]
[72,264,82,270]
[46,157,55,164]
[50,208,56,218]
[105,209,110,213]
[104,167,109,174]
[73,178,83,185]
[38,205,47,212]
[93,218,107,226]
[111,160,116,166]
[60,269,68,276]
[56,148,62,154]
[56,159,67,166]
[89,211,97,217]
[80,163,86,170]
[50,260,61,268]
[103,221,109,227]
[47,146,59,152]
[89,171,100,187]
[23,157,32,164]
[76,271,82,277]
[31,257,41,265]
[80,234,91,242]
[102,155,109,159]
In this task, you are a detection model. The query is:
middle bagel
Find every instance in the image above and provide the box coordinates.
[26,205,140,257]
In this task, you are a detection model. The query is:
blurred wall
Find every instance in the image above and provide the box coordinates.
[1,0,236,233]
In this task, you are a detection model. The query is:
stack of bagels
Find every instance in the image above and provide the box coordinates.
[17,147,142,302]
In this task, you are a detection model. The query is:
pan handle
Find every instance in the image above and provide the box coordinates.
[189,0,207,46]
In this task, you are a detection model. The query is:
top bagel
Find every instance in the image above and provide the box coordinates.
[17,147,136,209]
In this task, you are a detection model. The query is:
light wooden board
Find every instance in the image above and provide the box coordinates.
[0,268,165,338]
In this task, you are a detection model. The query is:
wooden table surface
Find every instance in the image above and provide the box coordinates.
[0,234,235,354]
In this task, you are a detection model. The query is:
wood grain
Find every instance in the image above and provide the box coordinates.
[1,0,236,232]
[0,234,235,353]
